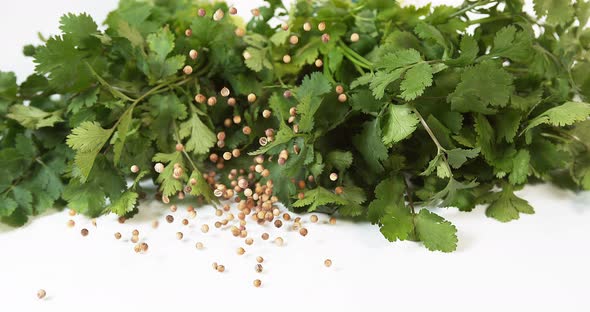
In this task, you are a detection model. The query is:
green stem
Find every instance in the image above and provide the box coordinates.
[449,0,495,18]
[412,108,453,176]
[338,42,373,68]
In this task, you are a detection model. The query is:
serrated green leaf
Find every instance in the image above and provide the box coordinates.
[415,209,458,252]
[7,105,63,129]
[108,191,138,216]
[446,147,480,169]
[179,114,216,155]
[381,104,419,145]
[113,107,133,165]
[509,149,530,185]
[292,187,347,212]
[481,187,535,222]
[400,62,433,100]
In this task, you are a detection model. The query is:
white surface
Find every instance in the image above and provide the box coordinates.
[1,1,590,312]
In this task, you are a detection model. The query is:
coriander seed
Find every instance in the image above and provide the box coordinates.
[318,21,326,31]
[132,229,139,236]
[130,165,140,173]
[37,289,46,299]
[283,54,291,64]
[198,8,206,16]
[303,22,312,31]
[189,49,198,60]
[289,35,299,45]
[299,228,308,237]
[274,237,284,246]
[245,238,254,245]
[261,233,269,240]
[237,247,246,255]
[329,217,337,225]
[176,232,183,240]
[201,224,209,233]
[255,264,263,273]
[256,256,264,263]
[81,228,89,236]
[196,242,204,249]
[217,265,225,272]
[183,65,193,75]
[338,93,348,103]
[166,215,174,223]
[114,232,122,240]
[182,219,189,226]
[247,93,257,103]
[324,259,332,267]
[253,279,262,287]
[350,33,360,42]
[220,87,230,97]
[310,215,318,223]
[329,172,338,181]
[185,29,192,37]
[67,220,75,228]
[315,59,323,67]
[154,163,164,173]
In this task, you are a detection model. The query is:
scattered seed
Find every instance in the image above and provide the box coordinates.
[247,93,257,103]
[81,228,89,237]
[185,28,192,37]
[198,8,206,17]
[182,219,189,226]
[329,172,338,181]
[67,220,75,228]
[217,265,225,272]
[318,21,326,31]
[229,7,237,15]
[132,229,139,236]
[237,247,246,255]
[213,9,224,21]
[130,165,140,173]
[176,232,183,240]
[245,237,254,245]
[37,289,46,299]
[183,65,193,75]
[310,214,318,223]
[131,235,139,243]
[251,8,260,16]
[274,237,284,246]
[255,264,263,273]
[256,256,264,263]
[324,259,332,267]
[289,35,299,45]
[253,279,262,287]
[338,93,347,103]
[189,49,198,60]
[350,33,360,42]
[114,232,122,240]
[261,233,269,240]
[303,22,312,31]
[220,87,230,97]
[154,163,164,173]
[212,262,218,270]
[329,217,337,225]
[196,242,204,249]
[315,59,323,67]
[283,54,291,64]
[152,220,159,229]
[201,224,210,233]
[299,228,308,237]
[166,215,174,223]
[274,220,283,228]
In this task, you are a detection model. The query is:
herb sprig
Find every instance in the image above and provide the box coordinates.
[0,0,589,252]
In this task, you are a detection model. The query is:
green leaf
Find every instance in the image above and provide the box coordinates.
[446,147,480,169]
[147,26,175,62]
[376,49,422,71]
[481,187,535,222]
[113,107,134,166]
[153,152,186,197]
[414,22,447,49]
[107,191,138,216]
[445,35,478,66]
[415,209,458,252]
[509,149,530,185]
[7,105,63,129]
[367,176,406,223]
[490,26,532,62]
[59,13,98,43]
[524,102,590,133]
[381,104,420,145]
[0,196,18,217]
[448,61,514,113]
[188,170,216,204]
[400,62,433,100]
[179,114,216,155]
[326,150,353,172]
[292,187,347,212]
[249,122,294,155]
[353,119,388,173]
[533,0,574,25]
[244,47,272,72]
[66,121,113,178]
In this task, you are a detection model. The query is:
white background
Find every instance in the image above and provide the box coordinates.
[1,1,589,311]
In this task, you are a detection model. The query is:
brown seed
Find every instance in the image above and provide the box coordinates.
[182,219,189,226]
[283,213,291,221]
[80,228,89,236]
[282,54,291,64]
[245,237,254,245]
[170,205,177,212]
[255,264,263,273]
[114,232,122,240]
[175,143,184,152]
[284,90,292,98]
[350,32,360,42]
[152,220,159,229]
[289,35,299,45]
[235,27,246,37]
[315,59,323,67]
[310,215,318,223]
[183,65,193,75]
[217,265,225,272]
[338,93,348,103]
[220,87,230,97]
[189,49,198,60]
[247,93,257,103]
[131,235,139,243]
[256,256,264,263]
[237,247,246,255]
[335,85,344,94]
[207,96,217,106]
[166,215,174,223]
[212,262,218,270]
[195,94,206,104]
[335,186,344,194]
[134,244,141,253]
[68,209,76,216]
[66,219,75,228]
[229,7,237,15]
[318,21,326,31]
[261,233,269,240]
[233,115,242,124]
[251,8,260,16]
[329,172,338,181]
[140,242,149,252]
[242,126,252,135]
[324,259,332,267]
[185,28,192,37]
[303,22,312,31]
[132,229,139,236]
[274,220,283,228]
[262,109,272,118]
[37,289,46,299]
[274,237,284,246]
[176,232,183,240]
[196,242,204,249]
[130,165,140,173]
[299,228,308,237]
[198,8,206,17]
[201,224,209,233]
[329,217,337,225]
[227,97,236,106]
[253,279,262,287]
[281,23,289,31]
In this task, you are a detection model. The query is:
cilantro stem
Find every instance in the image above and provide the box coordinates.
[337,42,373,69]
[412,108,454,176]
[449,0,495,18]
[402,174,419,240]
